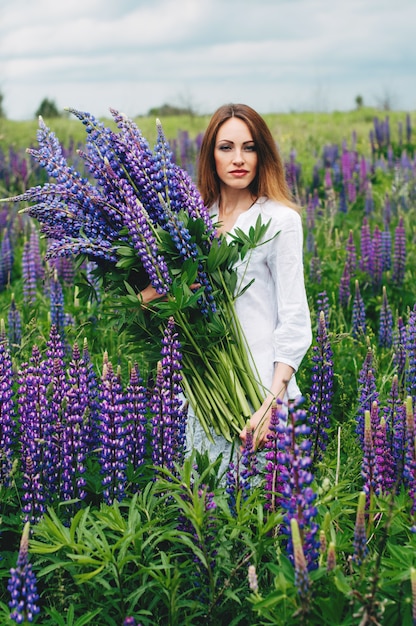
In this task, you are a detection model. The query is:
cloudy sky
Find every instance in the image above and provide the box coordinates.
[1,0,415,120]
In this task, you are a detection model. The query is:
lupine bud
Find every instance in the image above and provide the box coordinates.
[8,522,40,623]
[352,491,368,565]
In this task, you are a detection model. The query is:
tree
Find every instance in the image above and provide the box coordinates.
[0,89,5,118]
[35,98,61,119]
[355,95,364,110]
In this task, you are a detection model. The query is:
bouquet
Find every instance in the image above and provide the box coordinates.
[4,108,268,441]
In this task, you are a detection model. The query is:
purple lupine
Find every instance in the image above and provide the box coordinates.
[352,491,368,566]
[29,228,44,281]
[375,412,396,493]
[98,359,128,504]
[7,294,22,351]
[309,246,322,284]
[406,305,416,404]
[351,280,366,338]
[150,317,187,474]
[356,348,379,446]
[346,230,357,275]
[82,338,100,450]
[48,269,66,340]
[226,427,259,514]
[393,317,407,388]
[309,311,334,467]
[378,286,393,348]
[316,291,330,329]
[0,228,14,288]
[362,409,379,498]
[359,217,372,275]
[124,362,147,479]
[371,225,383,289]
[339,261,351,308]
[392,217,406,286]
[21,240,37,305]
[364,184,374,215]
[18,345,56,522]
[403,397,416,514]
[0,334,15,486]
[118,178,172,296]
[290,517,311,608]
[49,255,75,285]
[58,342,90,505]
[8,522,40,624]
[276,398,320,571]
[264,402,286,512]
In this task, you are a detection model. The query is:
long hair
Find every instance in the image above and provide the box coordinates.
[197,103,298,210]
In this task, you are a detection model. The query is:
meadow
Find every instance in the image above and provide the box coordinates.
[0,106,415,625]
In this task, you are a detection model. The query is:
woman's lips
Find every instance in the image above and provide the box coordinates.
[230,170,248,177]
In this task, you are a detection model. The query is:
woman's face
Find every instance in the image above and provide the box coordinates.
[214,117,258,192]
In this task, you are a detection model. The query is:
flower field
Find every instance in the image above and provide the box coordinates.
[0,108,415,625]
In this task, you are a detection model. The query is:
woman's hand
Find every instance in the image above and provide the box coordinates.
[138,284,163,305]
[240,396,274,450]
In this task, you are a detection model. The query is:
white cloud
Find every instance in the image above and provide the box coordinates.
[1,0,415,119]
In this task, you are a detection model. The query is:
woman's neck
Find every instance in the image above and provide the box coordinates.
[216,190,257,234]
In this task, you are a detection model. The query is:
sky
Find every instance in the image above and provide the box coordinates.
[1,0,415,121]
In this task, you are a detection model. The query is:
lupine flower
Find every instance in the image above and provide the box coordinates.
[290,517,311,605]
[352,280,366,338]
[359,218,372,275]
[8,522,40,624]
[362,410,379,498]
[264,401,285,512]
[226,427,258,514]
[309,311,334,466]
[406,305,416,404]
[124,362,147,478]
[49,269,66,339]
[18,345,55,521]
[309,245,322,284]
[374,415,396,493]
[356,347,379,447]
[150,317,187,474]
[277,398,320,570]
[0,330,15,486]
[29,228,44,281]
[98,360,128,503]
[0,228,13,288]
[316,291,329,329]
[21,240,37,305]
[371,226,383,289]
[403,397,416,514]
[378,286,393,348]
[7,294,22,350]
[364,184,374,215]
[352,491,368,566]
[339,261,351,308]
[345,230,357,274]
[392,217,406,286]
[393,317,407,388]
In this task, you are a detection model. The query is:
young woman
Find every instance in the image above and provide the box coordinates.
[195,103,312,452]
[141,103,312,467]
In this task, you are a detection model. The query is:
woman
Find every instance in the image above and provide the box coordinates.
[142,103,312,465]
[196,103,312,451]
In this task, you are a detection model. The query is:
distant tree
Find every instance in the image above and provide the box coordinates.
[355,95,364,109]
[147,102,195,117]
[35,98,61,119]
[0,89,5,118]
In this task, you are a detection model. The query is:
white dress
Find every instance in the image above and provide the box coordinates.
[185,197,312,474]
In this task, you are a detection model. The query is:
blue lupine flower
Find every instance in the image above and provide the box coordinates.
[352,492,368,566]
[356,348,379,446]
[0,333,15,486]
[309,311,334,466]
[392,217,406,286]
[98,359,128,504]
[8,522,40,624]
[8,294,22,350]
[352,280,366,338]
[378,286,393,349]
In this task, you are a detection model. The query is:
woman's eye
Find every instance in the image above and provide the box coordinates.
[219,145,231,151]
[244,145,256,152]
